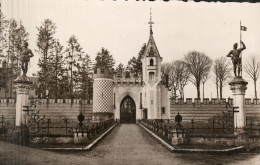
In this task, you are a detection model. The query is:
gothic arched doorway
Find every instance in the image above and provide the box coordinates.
[120,96,136,123]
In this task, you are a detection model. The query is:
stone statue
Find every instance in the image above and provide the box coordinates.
[20,42,34,76]
[227,41,246,77]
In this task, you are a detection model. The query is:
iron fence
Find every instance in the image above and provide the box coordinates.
[0,115,7,134]
[245,120,260,136]
[0,115,16,134]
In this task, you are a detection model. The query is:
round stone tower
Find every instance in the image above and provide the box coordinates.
[93,67,114,121]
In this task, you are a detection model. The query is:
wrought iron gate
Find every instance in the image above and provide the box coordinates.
[120,96,136,123]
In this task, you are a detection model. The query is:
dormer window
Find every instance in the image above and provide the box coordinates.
[150,59,154,66]
[148,47,155,56]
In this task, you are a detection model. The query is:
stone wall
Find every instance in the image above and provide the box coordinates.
[0,98,93,126]
[170,98,260,123]
[2,97,260,125]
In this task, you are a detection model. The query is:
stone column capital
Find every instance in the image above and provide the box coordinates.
[15,85,31,95]
[229,77,248,95]
[14,75,32,95]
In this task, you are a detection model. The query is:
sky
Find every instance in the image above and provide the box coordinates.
[1,0,260,99]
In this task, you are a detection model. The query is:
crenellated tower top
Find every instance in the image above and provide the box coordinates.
[93,66,114,79]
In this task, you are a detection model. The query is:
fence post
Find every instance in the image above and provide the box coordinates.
[64,118,68,134]
[212,119,215,134]
[1,115,4,134]
[249,121,254,136]
[258,122,260,137]
[47,119,51,134]
[191,119,195,133]
[13,117,15,130]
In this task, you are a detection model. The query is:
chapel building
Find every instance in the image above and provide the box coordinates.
[92,16,171,123]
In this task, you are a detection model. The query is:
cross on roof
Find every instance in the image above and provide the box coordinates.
[148,8,154,34]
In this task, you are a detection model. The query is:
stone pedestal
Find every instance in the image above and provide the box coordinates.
[14,76,32,127]
[73,132,88,144]
[229,77,248,131]
[171,132,187,145]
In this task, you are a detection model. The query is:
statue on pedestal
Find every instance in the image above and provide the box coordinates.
[227,41,246,77]
[20,42,34,76]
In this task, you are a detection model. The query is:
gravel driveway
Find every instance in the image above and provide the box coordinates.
[0,124,259,165]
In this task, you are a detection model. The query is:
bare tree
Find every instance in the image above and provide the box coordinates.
[201,71,210,99]
[185,51,213,99]
[243,54,260,98]
[213,64,220,99]
[161,60,190,99]
[175,60,190,98]
[161,62,178,99]
[213,57,232,99]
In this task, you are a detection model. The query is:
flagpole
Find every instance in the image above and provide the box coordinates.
[240,20,242,47]
[240,20,242,77]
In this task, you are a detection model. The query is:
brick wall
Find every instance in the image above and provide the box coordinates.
[0,99,16,123]
[170,98,260,123]
[0,98,93,126]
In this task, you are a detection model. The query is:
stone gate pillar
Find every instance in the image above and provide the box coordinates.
[229,77,248,131]
[14,76,32,127]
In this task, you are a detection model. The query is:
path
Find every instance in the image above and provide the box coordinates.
[0,124,259,165]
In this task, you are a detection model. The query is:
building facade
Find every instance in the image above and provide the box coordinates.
[93,21,171,123]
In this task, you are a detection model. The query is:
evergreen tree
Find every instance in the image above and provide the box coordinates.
[64,35,84,99]
[36,19,56,98]
[115,63,125,77]
[94,47,115,68]
[6,19,28,97]
[127,43,145,76]
[47,40,65,100]
[77,53,92,100]
[0,12,8,64]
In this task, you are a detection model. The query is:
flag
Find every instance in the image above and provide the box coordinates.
[241,26,247,31]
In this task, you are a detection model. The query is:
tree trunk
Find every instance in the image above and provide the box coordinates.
[197,84,200,99]
[55,55,58,102]
[203,83,205,99]
[220,86,222,100]
[216,84,219,100]
[179,87,184,99]
[220,81,223,99]
[174,89,177,100]
[216,78,219,100]
[254,80,257,99]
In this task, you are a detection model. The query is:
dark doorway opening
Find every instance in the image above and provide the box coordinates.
[143,108,148,119]
[120,96,136,123]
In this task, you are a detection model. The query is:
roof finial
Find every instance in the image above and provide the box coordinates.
[148,8,154,35]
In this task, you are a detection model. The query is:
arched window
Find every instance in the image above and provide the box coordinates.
[149,72,155,80]
[150,59,154,66]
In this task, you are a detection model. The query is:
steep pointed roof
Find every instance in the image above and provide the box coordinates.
[143,9,162,59]
[145,33,161,58]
